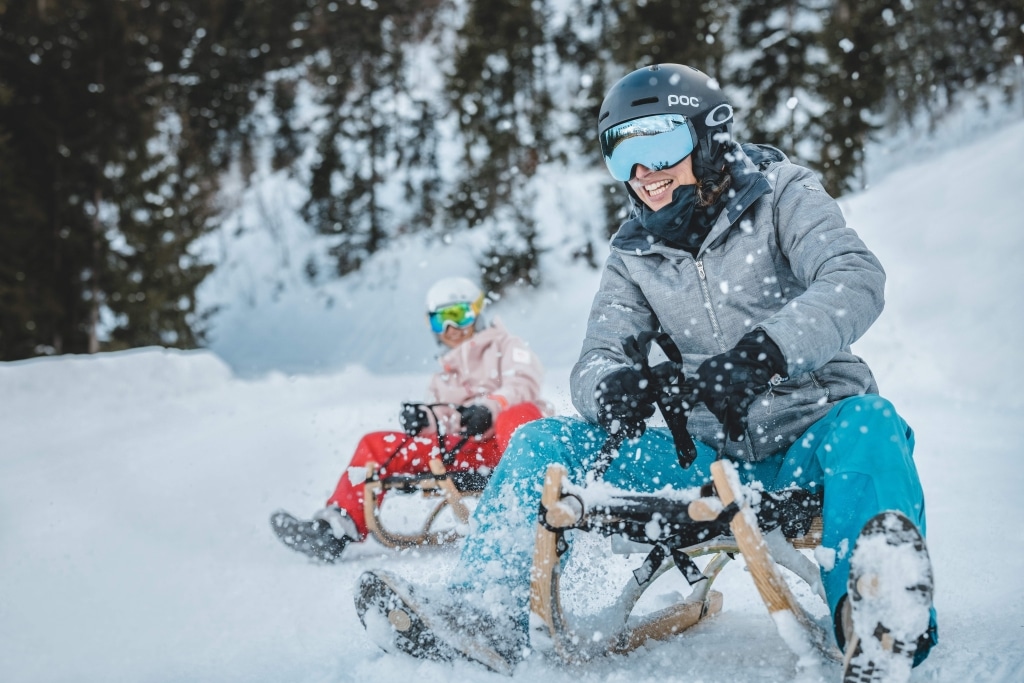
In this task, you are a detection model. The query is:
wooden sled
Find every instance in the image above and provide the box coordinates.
[362,456,487,549]
[360,402,493,549]
[528,459,840,665]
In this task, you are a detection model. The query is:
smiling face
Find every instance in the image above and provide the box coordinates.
[438,323,476,349]
[627,154,699,212]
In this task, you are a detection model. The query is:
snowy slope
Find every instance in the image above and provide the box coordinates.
[2,120,1024,683]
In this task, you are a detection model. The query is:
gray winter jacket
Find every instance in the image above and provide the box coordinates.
[570,143,883,462]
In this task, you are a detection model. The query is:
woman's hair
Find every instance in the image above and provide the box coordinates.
[697,168,732,207]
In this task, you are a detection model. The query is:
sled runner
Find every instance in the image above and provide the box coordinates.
[362,403,488,549]
[528,458,838,663]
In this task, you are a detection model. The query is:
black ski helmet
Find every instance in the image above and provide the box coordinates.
[597,64,734,182]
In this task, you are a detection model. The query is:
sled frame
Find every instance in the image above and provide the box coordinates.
[528,460,838,664]
[362,457,484,549]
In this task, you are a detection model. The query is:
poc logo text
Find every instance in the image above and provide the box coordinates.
[667,94,700,107]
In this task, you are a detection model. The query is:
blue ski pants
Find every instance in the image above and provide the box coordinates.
[451,394,936,660]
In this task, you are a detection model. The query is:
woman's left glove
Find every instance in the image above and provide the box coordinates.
[687,330,786,441]
[457,404,493,436]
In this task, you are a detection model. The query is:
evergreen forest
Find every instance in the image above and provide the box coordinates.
[1,0,1021,361]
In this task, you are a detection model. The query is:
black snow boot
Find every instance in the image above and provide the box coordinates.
[354,569,524,676]
[270,509,351,563]
[841,510,934,683]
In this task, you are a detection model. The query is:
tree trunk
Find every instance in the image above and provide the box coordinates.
[88,185,102,354]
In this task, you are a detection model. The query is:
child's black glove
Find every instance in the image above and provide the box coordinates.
[457,404,493,436]
[399,403,430,437]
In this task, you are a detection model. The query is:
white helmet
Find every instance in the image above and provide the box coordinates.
[425,277,484,312]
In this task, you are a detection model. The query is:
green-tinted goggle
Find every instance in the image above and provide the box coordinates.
[428,295,484,334]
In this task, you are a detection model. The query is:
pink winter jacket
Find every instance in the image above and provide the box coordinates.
[425,318,553,436]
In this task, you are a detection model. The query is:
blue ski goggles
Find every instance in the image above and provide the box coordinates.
[600,114,697,182]
[427,296,485,334]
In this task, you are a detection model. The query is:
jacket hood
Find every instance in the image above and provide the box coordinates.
[611,142,781,255]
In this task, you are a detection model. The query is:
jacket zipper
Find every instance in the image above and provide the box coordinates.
[694,259,727,351]
[696,257,755,458]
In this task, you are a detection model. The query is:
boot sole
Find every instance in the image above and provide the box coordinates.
[842,511,933,683]
[355,570,515,675]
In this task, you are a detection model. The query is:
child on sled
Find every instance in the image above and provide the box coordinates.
[271,276,552,561]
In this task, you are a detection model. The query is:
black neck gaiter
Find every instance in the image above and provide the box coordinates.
[637,184,724,256]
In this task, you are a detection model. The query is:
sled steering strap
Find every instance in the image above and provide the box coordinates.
[592,332,698,479]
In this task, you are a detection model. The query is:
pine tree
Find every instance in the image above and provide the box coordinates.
[816,0,897,194]
[817,0,1022,194]
[432,0,557,291]
[0,0,304,359]
[730,0,831,174]
[298,0,444,275]
[0,0,132,356]
[873,0,1023,126]
[446,0,554,235]
[0,85,54,358]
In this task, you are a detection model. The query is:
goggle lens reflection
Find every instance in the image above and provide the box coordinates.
[600,114,696,182]
[428,297,484,334]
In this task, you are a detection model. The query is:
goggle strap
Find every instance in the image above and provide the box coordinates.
[471,292,485,315]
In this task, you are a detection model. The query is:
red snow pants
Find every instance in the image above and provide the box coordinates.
[325,402,544,539]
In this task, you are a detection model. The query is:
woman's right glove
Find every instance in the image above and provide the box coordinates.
[399,403,430,437]
[595,367,656,438]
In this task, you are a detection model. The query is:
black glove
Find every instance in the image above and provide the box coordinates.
[399,403,430,437]
[457,404,493,436]
[687,329,786,441]
[595,367,657,439]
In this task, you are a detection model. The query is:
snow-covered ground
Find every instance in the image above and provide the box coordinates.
[3,117,1024,682]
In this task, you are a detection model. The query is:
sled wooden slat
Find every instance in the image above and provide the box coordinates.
[528,464,568,657]
[710,459,841,662]
[529,459,840,665]
[711,459,804,615]
[427,457,472,524]
[529,464,725,662]
[790,517,824,549]
[687,496,724,522]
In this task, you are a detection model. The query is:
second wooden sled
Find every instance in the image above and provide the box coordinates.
[361,455,487,549]
[528,459,840,665]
